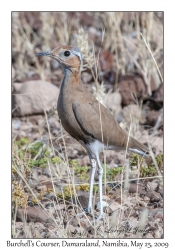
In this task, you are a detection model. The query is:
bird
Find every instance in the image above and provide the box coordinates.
[36,45,148,221]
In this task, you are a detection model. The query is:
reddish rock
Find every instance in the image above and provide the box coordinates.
[118,74,147,106]
[145,108,163,127]
[129,183,146,195]
[17,207,53,223]
[146,191,162,202]
[99,50,113,71]
[12,80,60,117]
[152,84,163,103]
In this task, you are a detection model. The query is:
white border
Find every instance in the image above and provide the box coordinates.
[1,0,174,249]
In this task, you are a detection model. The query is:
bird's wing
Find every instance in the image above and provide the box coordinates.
[72,100,148,154]
[72,101,123,146]
[72,102,102,139]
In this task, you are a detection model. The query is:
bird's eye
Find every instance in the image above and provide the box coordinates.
[64,51,70,57]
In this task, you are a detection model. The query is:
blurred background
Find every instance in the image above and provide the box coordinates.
[12,11,163,153]
[12,12,163,239]
[12,11,163,127]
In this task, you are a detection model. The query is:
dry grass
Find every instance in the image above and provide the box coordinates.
[12,12,163,238]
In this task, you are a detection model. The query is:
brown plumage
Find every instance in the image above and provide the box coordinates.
[36,45,148,220]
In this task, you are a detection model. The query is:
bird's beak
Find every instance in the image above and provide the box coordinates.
[35,51,52,57]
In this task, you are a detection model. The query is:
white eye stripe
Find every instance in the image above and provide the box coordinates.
[72,48,83,70]
[72,51,82,62]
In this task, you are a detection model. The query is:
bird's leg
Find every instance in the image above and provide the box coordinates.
[88,158,96,213]
[96,156,104,221]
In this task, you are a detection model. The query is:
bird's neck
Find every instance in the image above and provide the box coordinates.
[63,68,81,86]
[59,68,82,99]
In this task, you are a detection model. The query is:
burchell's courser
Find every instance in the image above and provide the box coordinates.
[36,45,148,220]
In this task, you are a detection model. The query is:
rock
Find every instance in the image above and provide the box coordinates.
[12,66,16,79]
[122,104,145,124]
[146,181,158,191]
[15,222,23,228]
[13,83,23,93]
[12,119,21,130]
[36,185,47,192]
[129,183,146,195]
[154,210,163,220]
[12,80,60,117]
[77,155,90,166]
[68,224,77,233]
[152,84,163,103]
[109,201,122,211]
[127,217,139,228]
[70,219,79,227]
[158,189,163,198]
[55,204,65,210]
[72,195,89,208]
[143,196,150,202]
[96,201,109,210]
[151,137,163,154]
[148,208,163,218]
[146,191,162,202]
[138,200,147,207]
[145,233,154,238]
[104,92,122,118]
[118,74,147,106]
[145,108,163,127]
[86,225,95,235]
[99,50,113,71]
[81,72,92,83]
[102,195,110,201]
[154,229,162,238]
[38,175,50,183]
[158,202,163,208]
[17,207,53,223]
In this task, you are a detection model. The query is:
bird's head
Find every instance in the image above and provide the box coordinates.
[36,45,82,72]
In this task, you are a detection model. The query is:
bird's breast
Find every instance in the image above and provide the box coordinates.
[57,91,84,140]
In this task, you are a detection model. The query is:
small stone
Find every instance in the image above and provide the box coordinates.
[145,233,154,238]
[159,202,163,208]
[148,209,163,219]
[36,185,47,192]
[159,189,163,198]
[146,191,161,202]
[109,201,121,211]
[12,120,21,130]
[154,210,163,220]
[12,80,60,117]
[73,195,89,208]
[70,219,79,227]
[81,72,92,83]
[147,181,158,191]
[15,222,23,228]
[154,229,162,238]
[138,200,147,207]
[55,204,65,210]
[104,92,122,118]
[129,183,146,195]
[69,224,77,233]
[17,207,53,223]
[102,195,110,200]
[96,201,109,210]
[12,66,16,79]
[144,196,150,202]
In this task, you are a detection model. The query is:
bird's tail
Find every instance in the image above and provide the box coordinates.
[128,137,149,157]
